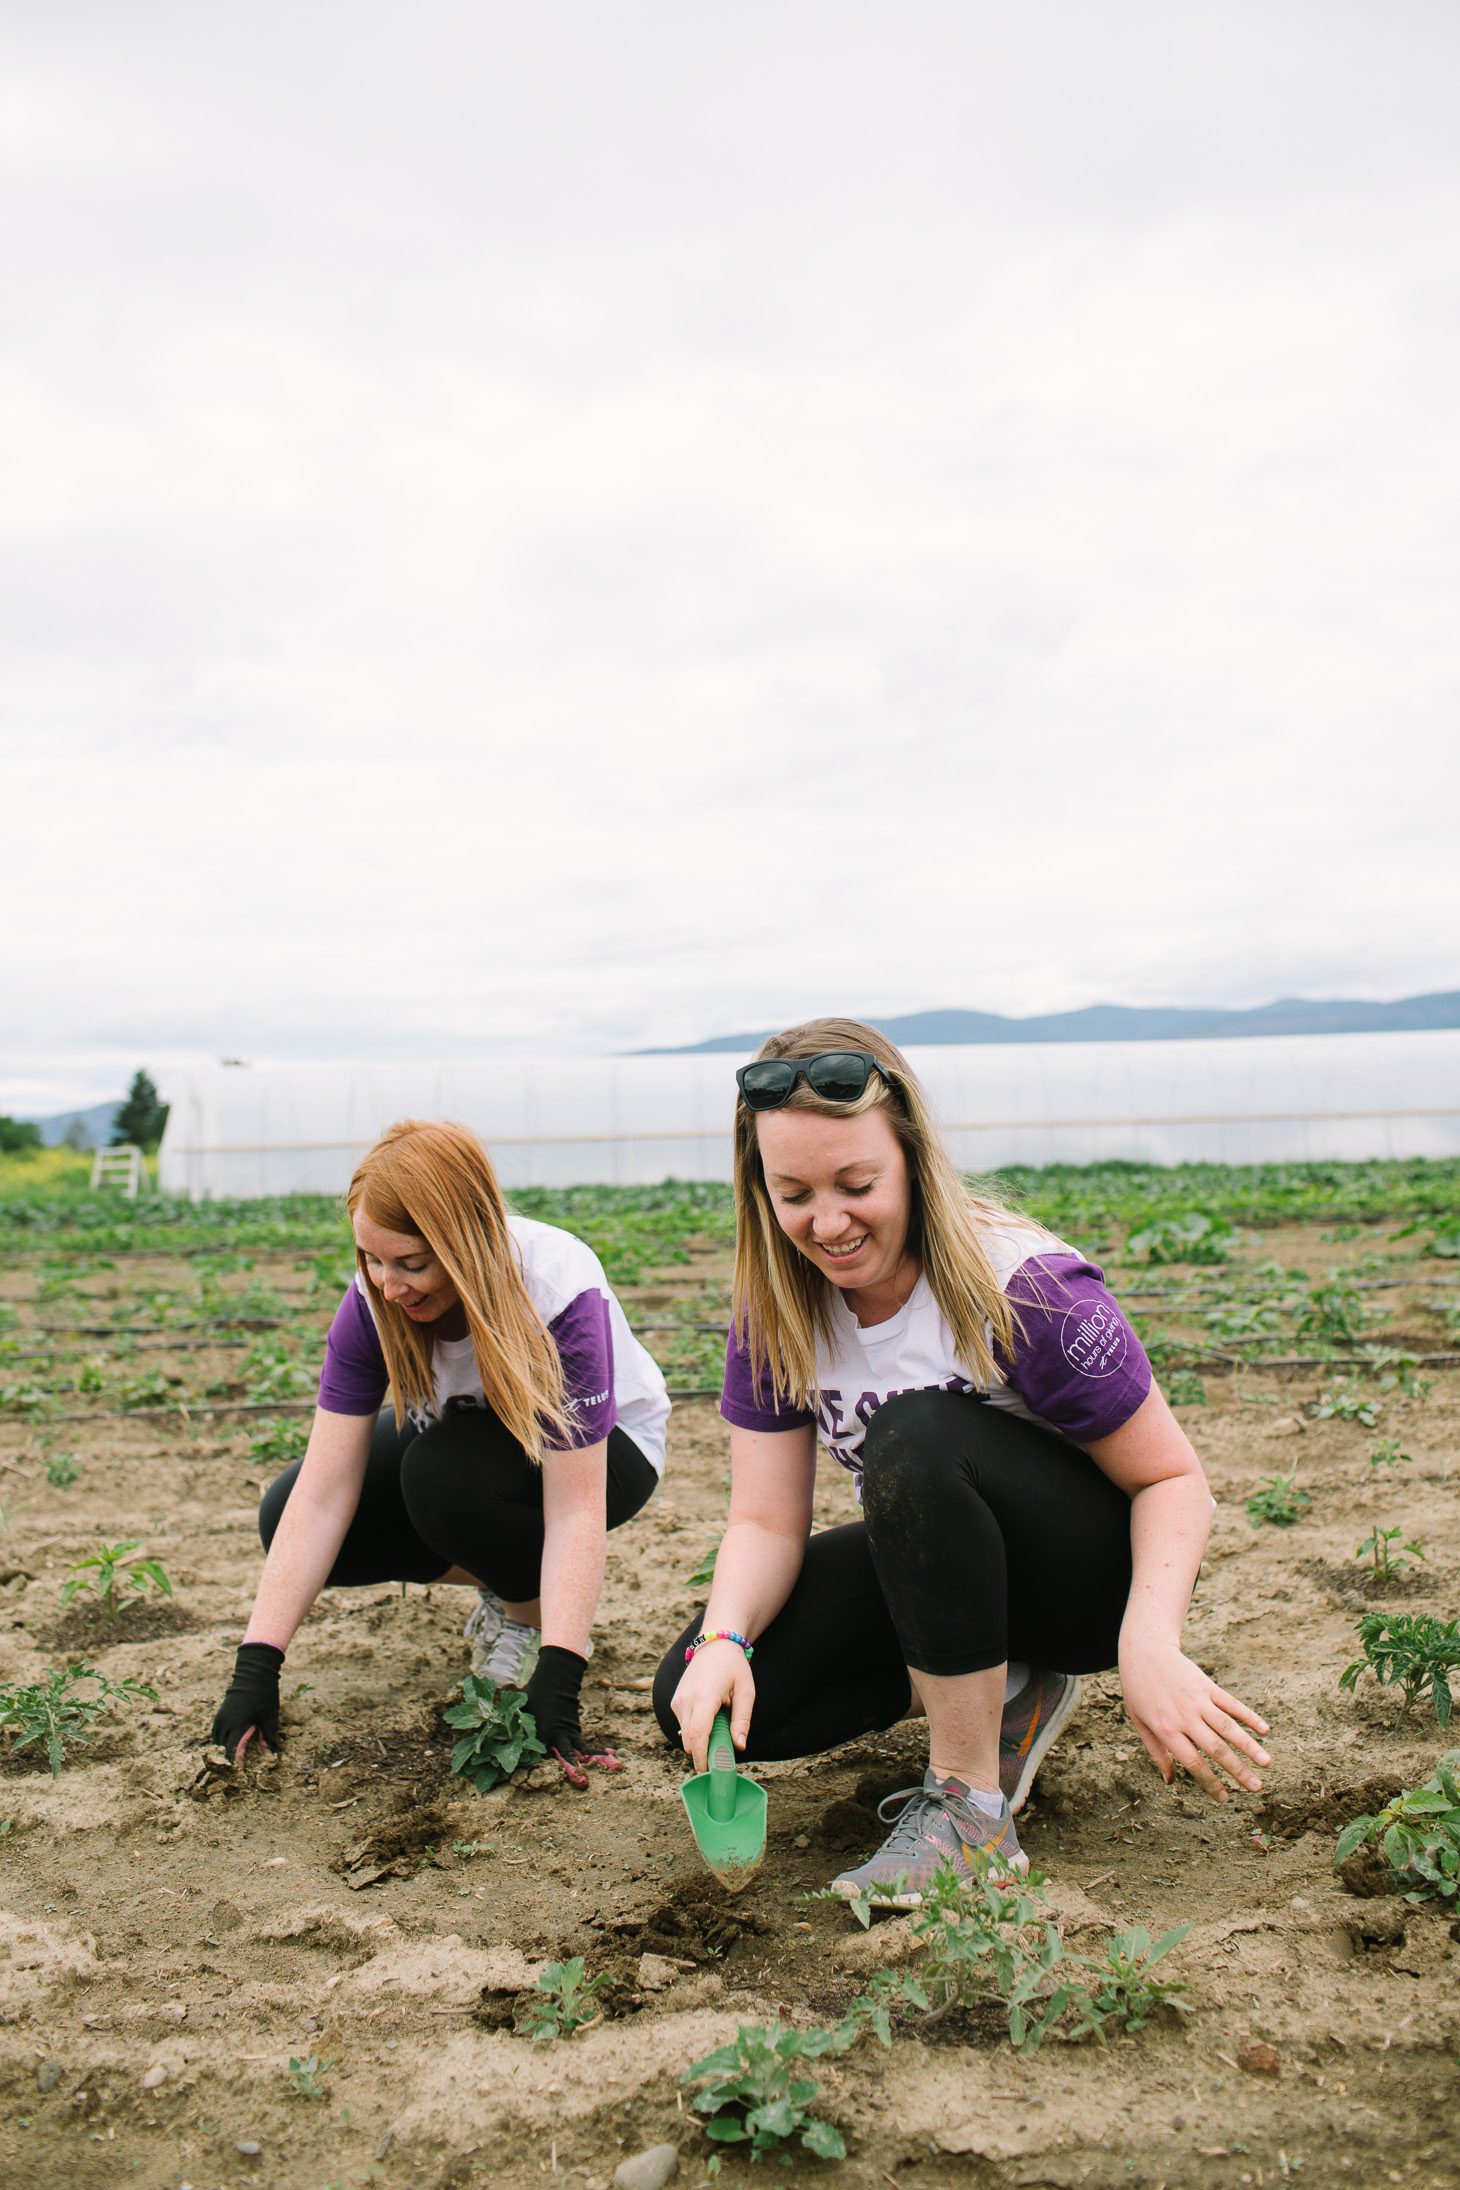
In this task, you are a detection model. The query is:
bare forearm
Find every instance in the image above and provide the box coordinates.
[1119,1474,1213,1650]
[538,1512,605,1658]
[243,1482,358,1652]
[705,1518,806,1640]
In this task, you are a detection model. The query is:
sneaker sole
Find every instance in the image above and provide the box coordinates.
[829,1843,1030,1910]
[1005,1673,1083,1816]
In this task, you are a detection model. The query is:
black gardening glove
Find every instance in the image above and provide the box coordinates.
[524,1645,620,1790]
[210,1643,284,1761]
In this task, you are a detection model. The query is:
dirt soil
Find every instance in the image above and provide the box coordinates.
[2,1224,1459,2189]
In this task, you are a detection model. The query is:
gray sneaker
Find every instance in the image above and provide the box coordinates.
[999,1670,1082,1815]
[831,1770,1028,1909]
[463,1588,507,1678]
[480,1615,540,1690]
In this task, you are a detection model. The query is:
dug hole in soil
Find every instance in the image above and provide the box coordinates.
[2,1222,1459,2189]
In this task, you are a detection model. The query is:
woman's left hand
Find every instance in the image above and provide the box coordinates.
[1118,1634,1271,1802]
[523,1645,621,1791]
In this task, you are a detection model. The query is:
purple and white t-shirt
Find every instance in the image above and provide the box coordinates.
[720,1215,1150,1487]
[317,1212,670,1473]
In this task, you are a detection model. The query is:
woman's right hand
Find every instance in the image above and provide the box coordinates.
[210,1643,285,1762]
[671,1638,756,1773]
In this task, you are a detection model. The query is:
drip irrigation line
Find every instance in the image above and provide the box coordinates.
[20,1353,1458,1425]
[34,1389,728,1424]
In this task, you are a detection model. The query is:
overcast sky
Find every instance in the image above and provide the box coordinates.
[4,1,1459,1113]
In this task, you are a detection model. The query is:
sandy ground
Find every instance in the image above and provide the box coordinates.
[1,1221,1458,2190]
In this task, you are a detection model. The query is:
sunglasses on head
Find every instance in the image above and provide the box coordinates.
[734,1049,884,1111]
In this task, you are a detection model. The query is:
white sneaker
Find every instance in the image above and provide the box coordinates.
[481,1615,540,1690]
[464,1588,507,1678]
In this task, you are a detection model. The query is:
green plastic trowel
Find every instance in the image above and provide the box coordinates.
[680,1711,767,1892]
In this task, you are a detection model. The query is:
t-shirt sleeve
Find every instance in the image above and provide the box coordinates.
[316,1284,389,1417]
[719,1326,816,1434]
[997,1253,1151,1443]
[546,1288,618,1449]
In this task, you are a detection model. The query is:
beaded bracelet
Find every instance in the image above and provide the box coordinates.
[685,1628,754,1664]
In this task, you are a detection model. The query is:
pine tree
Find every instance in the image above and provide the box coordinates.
[111,1071,169,1150]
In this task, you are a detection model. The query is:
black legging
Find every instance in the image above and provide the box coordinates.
[653,1387,1134,1762]
[260,1404,658,1600]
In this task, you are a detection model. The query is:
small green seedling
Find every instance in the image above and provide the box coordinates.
[1340,1611,1460,1728]
[1070,1923,1190,2038]
[1368,1438,1412,1471]
[0,1664,158,1776]
[908,1863,1080,2053]
[682,2021,848,2161]
[837,1968,929,2048]
[286,2054,333,2099]
[1355,1527,1426,1581]
[1335,1750,1460,1902]
[1245,1476,1311,1530]
[250,1416,310,1466]
[44,1454,80,1489]
[1368,1352,1433,1403]
[1313,1385,1380,1428]
[240,1339,312,1403]
[116,1369,177,1410]
[60,1540,173,1618]
[520,1957,607,2040]
[1291,1282,1381,1349]
[687,1538,720,1590]
[1164,1371,1207,1407]
[444,1673,546,1792]
[1125,1212,1232,1265]
[451,1838,496,1859]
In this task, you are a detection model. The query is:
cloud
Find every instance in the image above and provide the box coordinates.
[3,3,1459,1111]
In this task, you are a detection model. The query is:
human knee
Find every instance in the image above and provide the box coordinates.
[859,1388,967,1515]
[257,1467,297,1552]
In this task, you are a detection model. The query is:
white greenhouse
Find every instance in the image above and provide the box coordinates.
[156,1030,1460,1200]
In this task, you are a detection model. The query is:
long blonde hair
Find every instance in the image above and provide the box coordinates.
[347,1120,570,1462]
[732,1017,1023,1409]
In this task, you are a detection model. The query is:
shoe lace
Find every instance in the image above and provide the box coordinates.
[871,1784,956,1856]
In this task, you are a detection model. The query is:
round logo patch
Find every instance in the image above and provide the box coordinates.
[1059,1299,1129,1380]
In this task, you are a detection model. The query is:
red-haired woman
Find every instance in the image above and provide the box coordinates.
[209,1120,669,1786]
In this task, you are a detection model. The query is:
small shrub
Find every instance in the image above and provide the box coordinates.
[0,1664,157,1776]
[683,2022,848,2161]
[1355,1527,1425,1580]
[519,1957,608,2040]
[1335,1751,1460,1902]
[60,1541,173,1618]
[1245,1476,1311,1530]
[444,1673,545,1791]
[1340,1611,1460,1728]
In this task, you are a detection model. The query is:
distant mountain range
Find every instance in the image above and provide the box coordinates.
[21,1100,123,1148]
[641,990,1460,1054]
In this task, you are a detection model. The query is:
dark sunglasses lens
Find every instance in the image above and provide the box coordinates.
[739,1062,797,1108]
[803,1053,873,1102]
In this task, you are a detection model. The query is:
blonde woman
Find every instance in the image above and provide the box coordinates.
[211,1121,670,1787]
[657,1019,1270,1902]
